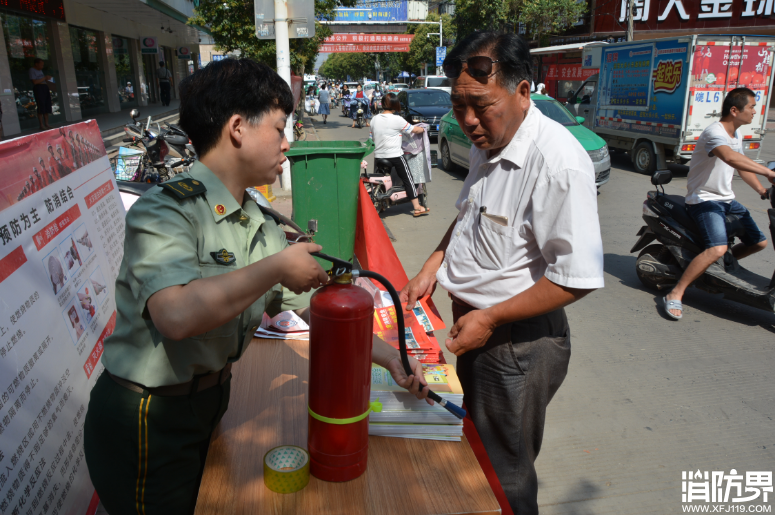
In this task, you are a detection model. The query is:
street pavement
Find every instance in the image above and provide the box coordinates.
[307,109,775,514]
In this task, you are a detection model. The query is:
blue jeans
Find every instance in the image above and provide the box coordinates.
[686,200,766,249]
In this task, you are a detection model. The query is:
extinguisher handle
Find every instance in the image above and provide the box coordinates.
[354,269,467,421]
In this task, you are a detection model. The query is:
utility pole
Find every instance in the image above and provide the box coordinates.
[627,0,634,41]
[274,0,293,190]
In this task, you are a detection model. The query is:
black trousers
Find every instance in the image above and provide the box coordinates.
[382,155,417,200]
[453,301,571,514]
[159,81,171,106]
[84,372,231,515]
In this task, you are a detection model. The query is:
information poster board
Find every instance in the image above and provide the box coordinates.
[595,40,690,139]
[0,121,125,515]
[599,43,654,110]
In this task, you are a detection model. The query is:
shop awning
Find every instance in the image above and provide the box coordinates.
[530,42,607,55]
[71,0,210,39]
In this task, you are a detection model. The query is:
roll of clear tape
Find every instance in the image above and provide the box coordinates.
[263,445,310,494]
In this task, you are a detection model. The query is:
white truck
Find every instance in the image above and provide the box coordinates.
[566,35,775,175]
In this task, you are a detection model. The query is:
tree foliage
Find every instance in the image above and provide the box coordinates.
[406,13,454,74]
[318,53,377,80]
[188,0,356,73]
[519,0,587,42]
[453,0,587,45]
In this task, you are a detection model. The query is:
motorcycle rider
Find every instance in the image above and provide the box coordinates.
[663,87,775,319]
[350,84,371,128]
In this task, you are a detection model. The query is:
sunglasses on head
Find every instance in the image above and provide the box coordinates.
[443,56,501,79]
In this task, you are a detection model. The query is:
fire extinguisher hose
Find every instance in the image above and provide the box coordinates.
[354,269,467,421]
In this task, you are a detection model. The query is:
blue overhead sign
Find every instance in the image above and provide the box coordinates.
[333,0,407,22]
[436,46,446,66]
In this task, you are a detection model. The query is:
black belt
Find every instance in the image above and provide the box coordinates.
[107,363,232,397]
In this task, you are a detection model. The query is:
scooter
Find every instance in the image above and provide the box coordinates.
[363,158,428,213]
[630,168,775,312]
[352,98,368,129]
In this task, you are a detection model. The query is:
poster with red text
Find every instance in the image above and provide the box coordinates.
[0,121,123,515]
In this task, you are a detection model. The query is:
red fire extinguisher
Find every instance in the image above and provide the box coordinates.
[305,250,466,482]
[308,271,375,482]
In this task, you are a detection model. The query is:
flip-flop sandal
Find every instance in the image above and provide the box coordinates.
[662,297,683,320]
[412,208,431,217]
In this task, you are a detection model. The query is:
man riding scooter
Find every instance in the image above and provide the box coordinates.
[663,88,775,319]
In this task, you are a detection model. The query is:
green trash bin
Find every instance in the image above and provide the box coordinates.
[285,140,374,265]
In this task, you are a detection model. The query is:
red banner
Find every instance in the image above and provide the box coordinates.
[320,43,410,53]
[324,34,414,44]
[85,180,115,209]
[83,311,116,378]
[32,204,81,251]
[545,65,598,81]
[0,246,27,284]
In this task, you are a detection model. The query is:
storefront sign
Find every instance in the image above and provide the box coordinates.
[323,34,413,44]
[112,37,128,55]
[333,0,408,21]
[178,46,191,59]
[319,43,411,53]
[597,0,775,32]
[141,36,158,54]
[2,0,65,20]
[0,121,124,515]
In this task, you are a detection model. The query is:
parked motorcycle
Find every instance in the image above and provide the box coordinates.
[363,158,428,213]
[631,168,775,312]
[120,109,196,182]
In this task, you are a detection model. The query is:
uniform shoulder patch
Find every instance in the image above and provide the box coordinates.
[158,179,207,199]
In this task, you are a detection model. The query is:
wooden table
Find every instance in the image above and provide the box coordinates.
[194,337,501,515]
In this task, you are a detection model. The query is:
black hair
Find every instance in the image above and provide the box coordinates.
[178,58,293,157]
[382,92,401,112]
[722,87,756,117]
[33,58,44,64]
[159,61,165,66]
[443,32,531,94]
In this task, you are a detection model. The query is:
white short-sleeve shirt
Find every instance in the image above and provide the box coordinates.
[436,104,605,309]
[370,113,414,159]
[685,121,742,205]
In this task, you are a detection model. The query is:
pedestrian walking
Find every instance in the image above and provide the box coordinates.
[157,61,173,106]
[400,32,605,514]
[370,93,428,217]
[318,84,332,124]
[29,58,53,130]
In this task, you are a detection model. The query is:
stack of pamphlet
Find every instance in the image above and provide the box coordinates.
[255,310,309,340]
[369,363,464,441]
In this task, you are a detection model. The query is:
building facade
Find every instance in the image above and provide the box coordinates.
[0,0,204,137]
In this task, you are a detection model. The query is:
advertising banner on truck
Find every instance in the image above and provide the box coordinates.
[596,39,690,139]
[687,41,773,140]
[0,121,123,515]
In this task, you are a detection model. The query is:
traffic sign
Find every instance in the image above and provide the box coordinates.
[436,46,447,66]
[254,0,315,40]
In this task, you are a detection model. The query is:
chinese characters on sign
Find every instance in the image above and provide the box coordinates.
[323,34,414,44]
[319,44,411,53]
[682,469,773,504]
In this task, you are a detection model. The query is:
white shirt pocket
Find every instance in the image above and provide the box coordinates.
[472,214,513,271]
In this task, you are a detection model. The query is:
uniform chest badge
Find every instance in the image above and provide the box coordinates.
[211,249,236,265]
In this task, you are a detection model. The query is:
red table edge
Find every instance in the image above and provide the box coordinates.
[355,184,513,515]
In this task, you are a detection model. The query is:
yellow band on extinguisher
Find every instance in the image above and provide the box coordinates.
[263,445,310,494]
[307,399,383,425]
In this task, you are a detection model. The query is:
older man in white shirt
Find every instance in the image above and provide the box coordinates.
[401,32,604,514]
